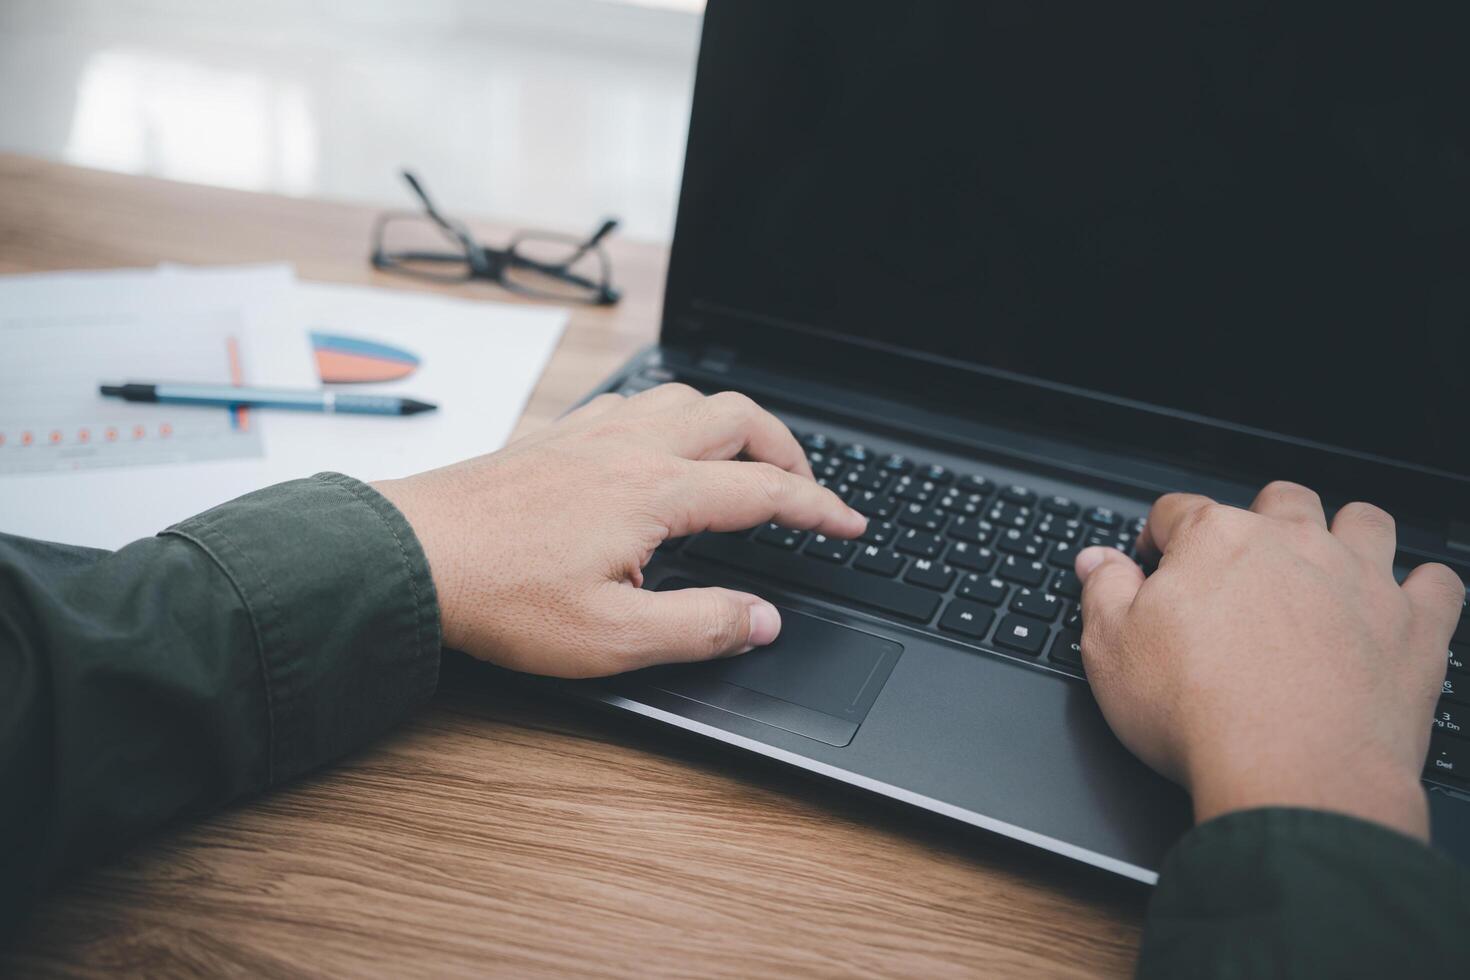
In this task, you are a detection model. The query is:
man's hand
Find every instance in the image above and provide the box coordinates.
[1075,481,1465,841]
[372,384,865,678]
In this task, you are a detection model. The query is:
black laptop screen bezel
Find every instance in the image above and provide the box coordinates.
[659,2,1470,532]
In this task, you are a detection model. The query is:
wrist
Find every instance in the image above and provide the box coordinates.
[1187,749,1430,843]
[370,476,466,651]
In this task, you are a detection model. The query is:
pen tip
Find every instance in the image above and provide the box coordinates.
[400,398,437,415]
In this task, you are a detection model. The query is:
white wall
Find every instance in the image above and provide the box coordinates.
[0,0,704,242]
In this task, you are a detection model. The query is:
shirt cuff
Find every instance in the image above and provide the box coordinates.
[1140,806,1470,977]
[162,472,441,783]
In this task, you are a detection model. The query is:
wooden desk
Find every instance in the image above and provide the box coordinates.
[0,155,1147,977]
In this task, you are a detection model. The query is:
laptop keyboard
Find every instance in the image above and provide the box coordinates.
[663,429,1145,680]
[655,422,1470,792]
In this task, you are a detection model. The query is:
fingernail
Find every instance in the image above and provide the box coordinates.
[846,506,869,528]
[747,601,782,647]
[1074,546,1110,581]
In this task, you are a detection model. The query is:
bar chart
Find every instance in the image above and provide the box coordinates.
[0,307,264,475]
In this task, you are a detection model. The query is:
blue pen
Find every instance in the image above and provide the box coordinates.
[100,382,436,416]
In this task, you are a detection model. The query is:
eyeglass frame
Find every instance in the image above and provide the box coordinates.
[370,170,622,306]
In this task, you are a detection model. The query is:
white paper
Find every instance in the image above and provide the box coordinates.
[0,265,567,549]
[268,280,567,483]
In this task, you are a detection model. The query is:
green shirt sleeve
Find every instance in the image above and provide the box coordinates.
[0,472,440,925]
[1139,806,1470,978]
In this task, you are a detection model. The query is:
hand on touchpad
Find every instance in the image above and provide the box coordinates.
[634,578,903,746]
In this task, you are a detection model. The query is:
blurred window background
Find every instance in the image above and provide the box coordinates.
[0,0,705,241]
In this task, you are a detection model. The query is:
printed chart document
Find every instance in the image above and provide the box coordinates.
[0,265,567,549]
[273,279,567,481]
[0,285,281,475]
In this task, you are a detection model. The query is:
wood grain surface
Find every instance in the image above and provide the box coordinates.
[0,155,1147,977]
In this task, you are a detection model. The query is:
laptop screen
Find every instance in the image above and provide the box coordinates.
[663,2,1470,492]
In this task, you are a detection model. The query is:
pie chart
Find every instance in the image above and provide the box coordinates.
[311,331,421,384]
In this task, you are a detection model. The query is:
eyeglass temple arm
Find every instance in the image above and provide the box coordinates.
[587,218,618,248]
[402,170,465,236]
[550,218,621,269]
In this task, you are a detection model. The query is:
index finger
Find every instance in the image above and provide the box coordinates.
[1135,492,1219,557]
[671,460,867,539]
[655,390,814,479]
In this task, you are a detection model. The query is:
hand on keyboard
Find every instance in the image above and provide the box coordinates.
[1074,481,1466,841]
[677,428,1142,672]
[372,384,866,676]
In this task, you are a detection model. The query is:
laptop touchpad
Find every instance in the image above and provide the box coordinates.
[628,578,903,747]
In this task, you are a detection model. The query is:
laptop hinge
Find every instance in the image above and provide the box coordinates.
[1448,521,1470,555]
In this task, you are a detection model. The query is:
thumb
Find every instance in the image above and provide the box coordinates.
[613,584,782,670]
[1075,546,1145,663]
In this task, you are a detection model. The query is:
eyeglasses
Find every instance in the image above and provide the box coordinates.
[370,170,621,306]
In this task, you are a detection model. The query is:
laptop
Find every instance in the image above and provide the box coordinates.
[566,0,1470,883]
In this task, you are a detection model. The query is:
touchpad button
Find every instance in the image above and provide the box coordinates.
[630,578,903,747]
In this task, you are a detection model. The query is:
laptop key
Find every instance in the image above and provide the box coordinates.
[1011,588,1063,622]
[800,433,831,452]
[905,559,956,591]
[919,463,953,484]
[987,504,1032,530]
[1447,644,1467,676]
[1434,700,1468,738]
[936,490,986,515]
[998,555,1048,587]
[1426,735,1470,782]
[946,516,995,544]
[896,529,944,558]
[894,476,942,503]
[1041,495,1079,517]
[946,541,996,573]
[1051,569,1082,599]
[845,468,892,493]
[1047,540,1079,569]
[851,491,898,519]
[957,574,1008,605]
[956,474,994,495]
[841,443,872,462]
[998,530,1046,558]
[1049,629,1084,669]
[861,520,897,546]
[854,544,907,576]
[1036,517,1082,542]
[1084,506,1121,528]
[1062,605,1082,631]
[939,599,996,639]
[754,523,807,550]
[897,503,947,532]
[685,534,939,623]
[1000,484,1037,506]
[993,613,1050,656]
[880,452,913,474]
[804,534,857,564]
